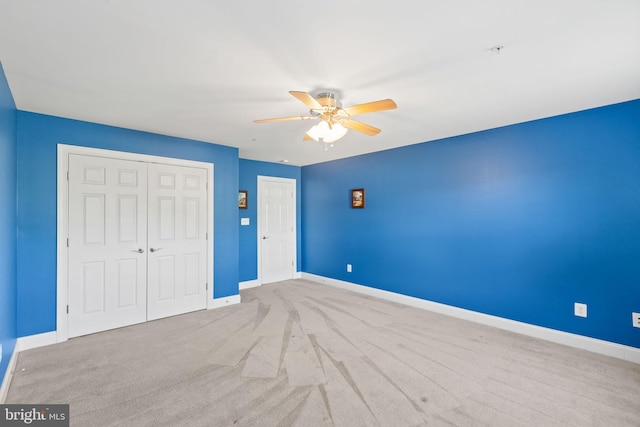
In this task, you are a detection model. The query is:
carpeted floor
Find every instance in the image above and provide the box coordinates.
[6,279,640,426]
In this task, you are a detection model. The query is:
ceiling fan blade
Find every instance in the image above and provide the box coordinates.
[342,119,381,136]
[289,91,323,110]
[344,99,397,116]
[254,116,315,124]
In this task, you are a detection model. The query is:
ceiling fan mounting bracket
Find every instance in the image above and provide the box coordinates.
[315,92,340,108]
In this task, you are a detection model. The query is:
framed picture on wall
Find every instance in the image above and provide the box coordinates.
[351,188,365,208]
[238,190,248,209]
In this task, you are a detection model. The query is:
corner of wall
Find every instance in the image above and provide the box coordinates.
[0,341,18,403]
[0,60,18,402]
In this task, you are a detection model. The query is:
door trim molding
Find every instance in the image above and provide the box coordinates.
[56,144,215,342]
[257,176,297,286]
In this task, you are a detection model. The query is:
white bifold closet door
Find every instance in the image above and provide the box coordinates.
[146,162,208,321]
[67,154,207,338]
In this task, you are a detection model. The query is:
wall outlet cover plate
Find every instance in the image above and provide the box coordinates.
[574,302,587,318]
[632,312,640,328]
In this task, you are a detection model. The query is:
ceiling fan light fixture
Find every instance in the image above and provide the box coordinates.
[306,121,327,141]
[306,120,348,143]
[255,90,397,147]
[322,123,348,143]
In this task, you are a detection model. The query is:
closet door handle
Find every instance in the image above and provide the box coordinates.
[132,248,145,253]
[150,247,163,253]
[262,236,269,240]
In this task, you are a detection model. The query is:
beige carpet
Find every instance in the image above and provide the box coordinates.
[6,279,640,426]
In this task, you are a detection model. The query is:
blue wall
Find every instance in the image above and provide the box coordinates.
[302,99,640,348]
[238,159,302,282]
[0,63,17,383]
[16,112,239,337]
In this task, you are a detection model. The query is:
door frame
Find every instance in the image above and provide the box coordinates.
[256,175,297,285]
[56,144,214,343]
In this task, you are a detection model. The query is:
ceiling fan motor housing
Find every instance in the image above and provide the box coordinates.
[315,92,341,109]
[311,92,347,124]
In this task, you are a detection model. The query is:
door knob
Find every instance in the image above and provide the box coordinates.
[149,247,163,253]
[262,236,269,240]
[132,248,145,253]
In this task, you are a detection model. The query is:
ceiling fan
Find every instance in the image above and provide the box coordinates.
[254,91,397,147]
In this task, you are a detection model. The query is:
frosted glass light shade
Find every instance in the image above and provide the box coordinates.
[305,121,348,143]
[323,123,348,142]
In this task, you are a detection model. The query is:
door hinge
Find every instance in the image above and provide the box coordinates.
[66,305,69,314]
[206,232,208,240]
[66,171,69,181]
[66,238,69,247]
[206,282,208,290]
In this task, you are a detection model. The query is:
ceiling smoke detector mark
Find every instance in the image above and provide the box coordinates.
[491,45,505,55]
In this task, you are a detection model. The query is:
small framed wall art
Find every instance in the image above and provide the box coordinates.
[351,188,365,208]
[238,190,248,209]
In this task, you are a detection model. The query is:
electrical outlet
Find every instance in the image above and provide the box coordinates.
[346,264,352,273]
[574,302,587,318]
[632,312,640,328]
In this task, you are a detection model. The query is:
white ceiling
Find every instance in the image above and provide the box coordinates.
[1,1,639,166]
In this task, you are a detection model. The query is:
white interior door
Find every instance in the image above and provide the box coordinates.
[147,163,208,320]
[258,176,296,284]
[68,154,148,337]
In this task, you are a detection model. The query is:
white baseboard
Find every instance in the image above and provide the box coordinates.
[208,294,241,309]
[293,271,302,279]
[0,345,18,404]
[2,330,79,402]
[17,331,58,352]
[239,280,260,290]
[302,273,640,364]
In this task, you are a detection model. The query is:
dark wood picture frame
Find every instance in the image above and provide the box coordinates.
[238,190,248,209]
[351,188,365,208]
